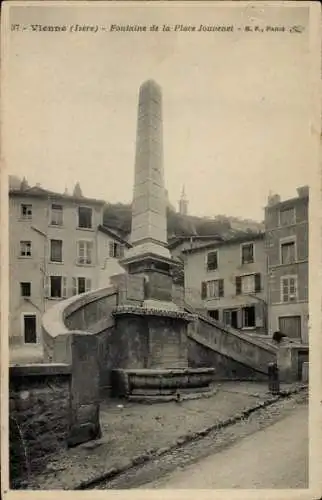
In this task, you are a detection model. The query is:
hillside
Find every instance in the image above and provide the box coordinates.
[103,203,238,239]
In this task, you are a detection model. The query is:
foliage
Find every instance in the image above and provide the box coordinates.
[103,203,231,238]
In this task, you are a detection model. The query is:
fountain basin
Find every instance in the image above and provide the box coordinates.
[111,367,215,401]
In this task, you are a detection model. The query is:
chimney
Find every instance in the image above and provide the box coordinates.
[20,177,29,191]
[297,185,309,198]
[73,182,83,198]
[267,193,281,207]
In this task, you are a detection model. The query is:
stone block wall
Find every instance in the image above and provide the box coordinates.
[64,288,118,332]
[9,364,71,488]
[189,315,276,374]
[188,339,267,381]
[148,317,188,368]
[68,334,101,446]
[111,315,149,369]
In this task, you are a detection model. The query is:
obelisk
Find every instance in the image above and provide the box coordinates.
[121,79,178,306]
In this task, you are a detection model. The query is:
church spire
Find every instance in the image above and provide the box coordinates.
[178,184,188,215]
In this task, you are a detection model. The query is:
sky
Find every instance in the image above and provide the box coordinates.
[2,2,316,221]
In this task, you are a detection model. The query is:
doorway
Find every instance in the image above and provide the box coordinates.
[278,315,302,340]
[23,314,37,344]
[231,310,238,329]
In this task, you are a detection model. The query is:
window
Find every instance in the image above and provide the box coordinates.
[236,273,261,295]
[47,276,67,299]
[241,275,255,294]
[208,310,219,320]
[20,282,31,297]
[20,241,31,257]
[72,277,92,295]
[206,251,218,271]
[78,206,92,229]
[241,243,254,264]
[23,314,37,344]
[281,240,296,264]
[201,279,224,299]
[242,306,255,328]
[51,204,63,225]
[50,239,63,262]
[77,240,93,265]
[109,241,125,259]
[279,206,295,226]
[223,309,238,329]
[281,276,297,303]
[20,204,32,219]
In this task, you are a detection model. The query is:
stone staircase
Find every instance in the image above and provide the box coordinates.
[180,300,277,377]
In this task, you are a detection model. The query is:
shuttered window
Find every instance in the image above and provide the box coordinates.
[50,239,63,262]
[72,277,92,295]
[201,279,224,299]
[44,276,67,299]
[236,274,261,295]
[109,241,125,258]
[77,240,93,265]
[281,276,298,303]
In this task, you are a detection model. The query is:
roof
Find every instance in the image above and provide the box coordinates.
[168,234,223,250]
[98,224,132,248]
[182,231,265,255]
[9,186,106,206]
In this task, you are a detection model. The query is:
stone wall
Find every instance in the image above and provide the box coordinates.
[188,315,276,375]
[188,339,267,381]
[9,364,71,488]
[148,317,188,368]
[64,287,118,333]
[109,315,149,369]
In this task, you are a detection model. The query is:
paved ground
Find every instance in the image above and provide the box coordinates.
[93,389,308,489]
[23,382,304,490]
[140,404,308,489]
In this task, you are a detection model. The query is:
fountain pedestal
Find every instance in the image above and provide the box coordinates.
[110,80,215,401]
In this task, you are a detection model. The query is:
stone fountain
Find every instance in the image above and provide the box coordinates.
[111,80,214,401]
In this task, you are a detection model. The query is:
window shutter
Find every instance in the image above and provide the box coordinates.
[76,241,80,263]
[72,277,77,296]
[201,281,207,299]
[88,241,93,264]
[62,277,67,298]
[44,276,50,298]
[219,279,224,297]
[109,242,114,257]
[120,245,125,258]
[237,309,243,329]
[235,276,242,295]
[255,273,261,293]
[255,302,264,327]
[85,278,91,293]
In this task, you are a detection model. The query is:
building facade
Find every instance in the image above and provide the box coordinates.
[9,184,129,347]
[182,233,268,334]
[265,186,309,344]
